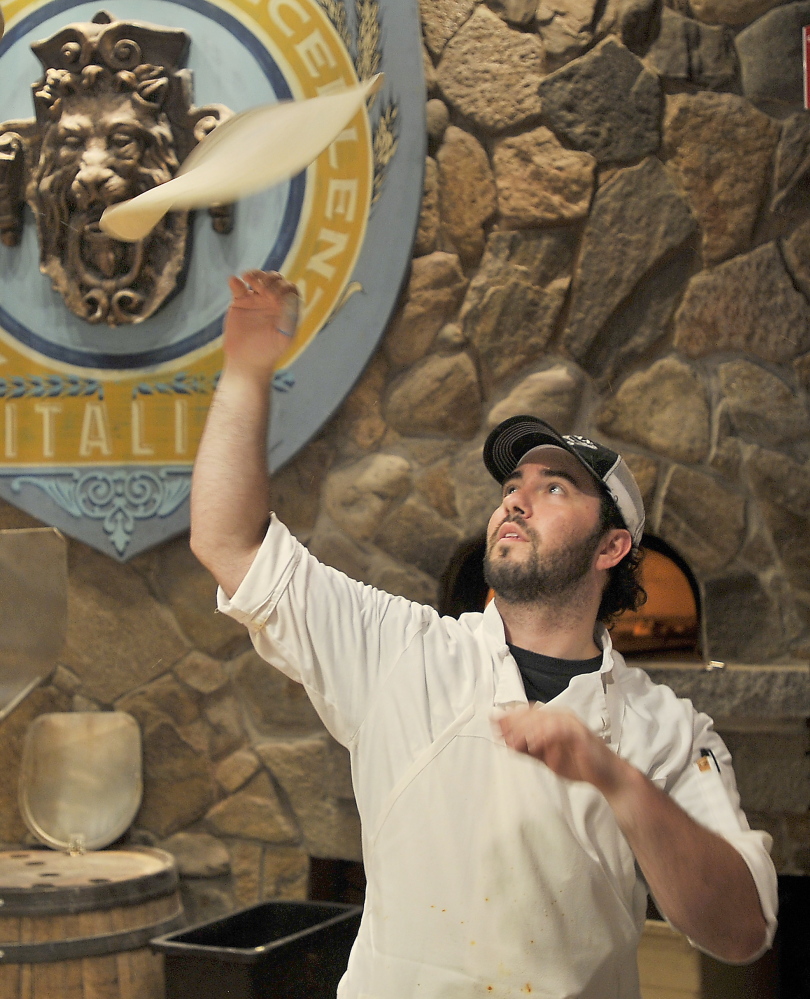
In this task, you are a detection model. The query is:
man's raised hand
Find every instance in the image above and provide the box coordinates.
[191,269,298,595]
[223,270,300,379]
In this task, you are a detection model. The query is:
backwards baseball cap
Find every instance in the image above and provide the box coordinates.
[483,415,645,546]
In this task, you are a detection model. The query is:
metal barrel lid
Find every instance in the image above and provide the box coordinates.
[18,711,142,851]
[0,846,178,915]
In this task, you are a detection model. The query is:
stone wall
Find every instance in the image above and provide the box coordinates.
[0,508,360,920]
[1,0,809,919]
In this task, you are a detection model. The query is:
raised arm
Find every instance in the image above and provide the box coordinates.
[190,270,299,597]
[497,707,771,963]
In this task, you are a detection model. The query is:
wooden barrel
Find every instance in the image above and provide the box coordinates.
[0,846,184,999]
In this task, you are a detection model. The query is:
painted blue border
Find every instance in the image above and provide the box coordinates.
[0,0,305,370]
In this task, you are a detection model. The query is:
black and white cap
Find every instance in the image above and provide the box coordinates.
[483,415,645,546]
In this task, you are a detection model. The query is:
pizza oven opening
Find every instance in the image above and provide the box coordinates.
[608,536,701,660]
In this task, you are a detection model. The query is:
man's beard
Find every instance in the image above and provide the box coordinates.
[483,517,604,605]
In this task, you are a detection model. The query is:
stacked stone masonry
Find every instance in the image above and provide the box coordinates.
[1,0,808,917]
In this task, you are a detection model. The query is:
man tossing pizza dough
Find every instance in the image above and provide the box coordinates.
[190,270,777,999]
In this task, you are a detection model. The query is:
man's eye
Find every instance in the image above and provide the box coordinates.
[549,483,564,494]
[62,136,83,150]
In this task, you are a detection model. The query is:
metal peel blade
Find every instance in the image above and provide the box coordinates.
[0,528,68,722]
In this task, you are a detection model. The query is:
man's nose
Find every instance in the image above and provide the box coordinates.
[503,488,528,517]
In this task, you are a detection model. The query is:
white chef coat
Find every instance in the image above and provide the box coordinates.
[218,515,778,999]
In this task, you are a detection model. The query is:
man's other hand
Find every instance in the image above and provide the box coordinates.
[497,706,627,793]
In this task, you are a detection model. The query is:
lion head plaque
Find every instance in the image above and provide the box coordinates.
[0,10,232,326]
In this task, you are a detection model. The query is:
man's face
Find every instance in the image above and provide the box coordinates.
[484,448,606,604]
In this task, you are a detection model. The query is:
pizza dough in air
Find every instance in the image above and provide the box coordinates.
[100,74,382,242]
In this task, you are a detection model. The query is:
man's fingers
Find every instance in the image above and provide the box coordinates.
[228,275,250,298]
[238,269,299,302]
[498,712,542,756]
[246,270,288,291]
[497,706,623,789]
[498,707,589,761]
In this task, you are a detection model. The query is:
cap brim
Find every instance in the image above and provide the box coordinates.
[483,416,571,482]
[484,417,591,485]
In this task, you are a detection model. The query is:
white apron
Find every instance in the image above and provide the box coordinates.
[339,658,647,999]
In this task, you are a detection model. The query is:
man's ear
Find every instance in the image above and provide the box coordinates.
[595,528,632,571]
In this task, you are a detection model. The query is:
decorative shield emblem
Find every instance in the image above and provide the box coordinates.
[0,0,425,559]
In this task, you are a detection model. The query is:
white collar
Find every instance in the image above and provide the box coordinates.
[479,604,625,730]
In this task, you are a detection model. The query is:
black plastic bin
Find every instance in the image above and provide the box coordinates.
[151,900,362,999]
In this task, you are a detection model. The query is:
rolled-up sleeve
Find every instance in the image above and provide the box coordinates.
[217,515,425,745]
[217,514,304,632]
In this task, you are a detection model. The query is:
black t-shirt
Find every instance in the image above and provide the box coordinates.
[508,644,602,703]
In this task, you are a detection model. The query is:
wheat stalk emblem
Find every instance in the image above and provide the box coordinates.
[317,0,353,51]
[317,0,399,204]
